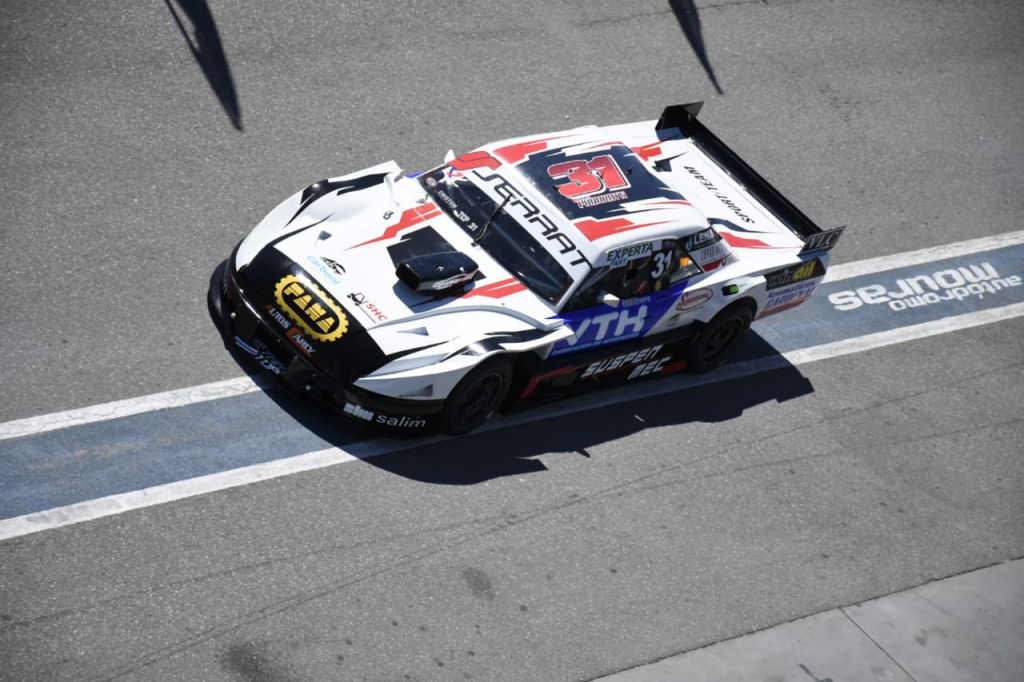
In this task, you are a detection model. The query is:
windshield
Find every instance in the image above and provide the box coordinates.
[419,168,574,305]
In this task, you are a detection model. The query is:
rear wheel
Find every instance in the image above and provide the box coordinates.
[687,306,753,373]
[439,358,513,435]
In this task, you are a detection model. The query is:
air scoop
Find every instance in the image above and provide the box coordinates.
[396,251,479,295]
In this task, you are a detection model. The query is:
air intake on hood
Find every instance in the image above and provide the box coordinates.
[396,251,479,295]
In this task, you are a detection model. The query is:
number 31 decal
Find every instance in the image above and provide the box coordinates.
[548,155,630,200]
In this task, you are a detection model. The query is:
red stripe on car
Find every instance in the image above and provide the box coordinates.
[631,142,662,161]
[720,232,785,250]
[573,216,672,241]
[349,204,442,249]
[449,151,501,171]
[494,135,569,164]
[460,278,527,299]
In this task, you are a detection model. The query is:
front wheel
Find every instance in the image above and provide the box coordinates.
[439,358,513,435]
[687,306,753,373]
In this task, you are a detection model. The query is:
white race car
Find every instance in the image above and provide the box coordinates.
[210,103,843,434]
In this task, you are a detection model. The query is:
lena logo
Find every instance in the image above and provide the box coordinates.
[274,275,348,342]
[676,288,713,312]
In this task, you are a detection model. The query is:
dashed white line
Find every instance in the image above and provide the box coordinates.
[825,229,1024,282]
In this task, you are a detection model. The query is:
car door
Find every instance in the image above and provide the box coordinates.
[549,238,703,357]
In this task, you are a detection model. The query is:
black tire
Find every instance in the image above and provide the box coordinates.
[687,305,753,374]
[439,357,514,435]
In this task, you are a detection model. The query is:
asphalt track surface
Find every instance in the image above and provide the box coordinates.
[1,1,1023,681]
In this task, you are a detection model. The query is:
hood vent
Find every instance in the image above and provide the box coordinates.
[396,251,479,295]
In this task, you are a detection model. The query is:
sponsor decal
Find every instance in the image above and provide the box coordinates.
[765,259,825,291]
[627,357,672,380]
[683,228,731,270]
[274,275,348,342]
[676,288,713,312]
[556,306,648,354]
[683,167,755,224]
[548,154,632,204]
[265,304,316,357]
[761,280,818,315]
[581,344,664,379]
[690,241,731,270]
[343,402,374,421]
[264,304,292,330]
[286,327,316,357]
[472,168,589,268]
[234,337,287,375]
[343,403,427,429]
[829,263,1021,312]
[430,272,475,291]
[303,255,346,287]
[800,226,845,255]
[604,242,654,267]
[684,228,720,251]
[305,254,344,285]
[347,293,388,322]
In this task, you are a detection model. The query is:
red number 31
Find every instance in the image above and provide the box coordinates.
[548,155,629,199]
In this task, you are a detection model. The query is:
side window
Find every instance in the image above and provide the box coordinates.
[563,239,703,312]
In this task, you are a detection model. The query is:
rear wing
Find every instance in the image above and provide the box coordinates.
[657,103,843,255]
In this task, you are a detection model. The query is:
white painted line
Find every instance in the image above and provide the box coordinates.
[2,301,1021,542]
[0,446,358,542]
[825,230,1024,282]
[0,377,261,442]
[1,230,1020,443]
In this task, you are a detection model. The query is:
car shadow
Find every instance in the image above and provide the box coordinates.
[210,256,813,484]
[667,0,724,95]
[163,0,242,130]
[360,334,812,484]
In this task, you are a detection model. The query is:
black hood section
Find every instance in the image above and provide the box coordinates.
[237,246,389,381]
[286,171,390,226]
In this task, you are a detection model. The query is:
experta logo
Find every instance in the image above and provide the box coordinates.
[829,262,1022,312]
[605,242,654,267]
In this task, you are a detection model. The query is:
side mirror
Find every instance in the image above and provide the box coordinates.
[598,292,621,308]
[444,149,456,164]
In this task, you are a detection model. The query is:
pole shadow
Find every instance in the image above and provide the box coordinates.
[164,0,242,130]
[667,0,724,94]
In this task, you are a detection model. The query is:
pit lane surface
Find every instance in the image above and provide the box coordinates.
[2,1,1023,681]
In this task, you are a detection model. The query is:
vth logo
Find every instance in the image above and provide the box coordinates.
[566,306,647,346]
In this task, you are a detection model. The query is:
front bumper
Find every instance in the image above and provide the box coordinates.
[209,251,443,434]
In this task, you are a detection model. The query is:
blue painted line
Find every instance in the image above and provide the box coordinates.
[0,244,1021,522]
[0,391,358,520]
[758,243,1023,352]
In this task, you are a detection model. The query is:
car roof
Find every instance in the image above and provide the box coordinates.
[476,126,710,263]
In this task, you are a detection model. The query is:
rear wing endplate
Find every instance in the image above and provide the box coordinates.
[657,103,840,249]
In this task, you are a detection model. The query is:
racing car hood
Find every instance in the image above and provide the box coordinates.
[234,162,565,361]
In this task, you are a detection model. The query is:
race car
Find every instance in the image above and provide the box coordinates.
[209,103,843,435]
